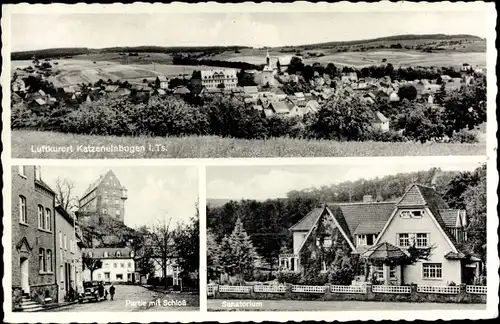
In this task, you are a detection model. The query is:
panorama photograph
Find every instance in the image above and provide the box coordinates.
[8,7,490,158]
[206,160,488,311]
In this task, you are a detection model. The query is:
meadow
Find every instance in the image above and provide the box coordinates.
[12,130,485,159]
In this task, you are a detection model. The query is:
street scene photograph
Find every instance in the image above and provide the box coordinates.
[206,160,488,311]
[10,165,200,312]
[7,4,491,158]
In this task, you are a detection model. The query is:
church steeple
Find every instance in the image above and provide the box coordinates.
[266,50,270,66]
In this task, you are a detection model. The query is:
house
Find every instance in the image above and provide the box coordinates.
[155,76,169,89]
[281,184,481,286]
[294,92,305,101]
[270,88,287,101]
[79,170,128,223]
[82,248,137,283]
[201,69,238,90]
[388,91,400,102]
[461,63,473,72]
[108,88,131,99]
[104,85,120,93]
[12,166,58,308]
[263,108,274,118]
[150,88,167,97]
[12,78,26,92]
[55,206,84,302]
[440,75,452,82]
[370,111,390,132]
[269,101,292,115]
[243,86,259,97]
[173,86,191,97]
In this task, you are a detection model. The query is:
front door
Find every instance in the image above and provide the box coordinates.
[20,258,30,294]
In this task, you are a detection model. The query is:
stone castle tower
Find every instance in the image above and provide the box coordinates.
[78,170,128,223]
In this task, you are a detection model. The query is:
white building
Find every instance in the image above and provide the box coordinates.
[201,69,238,90]
[150,258,181,286]
[82,247,137,283]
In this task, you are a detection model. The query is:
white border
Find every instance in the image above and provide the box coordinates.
[2,1,498,322]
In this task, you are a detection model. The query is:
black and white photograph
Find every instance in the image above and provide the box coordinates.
[10,165,200,312]
[206,160,488,311]
[6,4,492,158]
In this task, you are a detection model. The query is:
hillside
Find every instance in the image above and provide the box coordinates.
[76,212,145,249]
[11,34,485,61]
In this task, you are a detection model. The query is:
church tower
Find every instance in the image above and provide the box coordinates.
[266,50,270,67]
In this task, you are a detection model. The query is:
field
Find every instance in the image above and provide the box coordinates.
[212,48,486,68]
[12,130,485,159]
[12,58,220,87]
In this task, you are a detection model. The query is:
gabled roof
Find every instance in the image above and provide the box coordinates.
[270,101,291,114]
[156,75,169,82]
[105,85,120,92]
[82,247,135,259]
[361,242,408,260]
[243,86,259,94]
[174,86,191,94]
[55,205,76,226]
[81,170,116,199]
[289,207,324,231]
[34,98,47,105]
[439,209,462,228]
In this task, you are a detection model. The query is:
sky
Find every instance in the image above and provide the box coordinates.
[207,160,486,200]
[10,11,490,52]
[39,166,198,229]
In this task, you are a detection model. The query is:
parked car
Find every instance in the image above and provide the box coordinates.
[78,281,107,303]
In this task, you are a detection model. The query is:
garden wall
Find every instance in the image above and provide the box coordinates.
[209,283,486,304]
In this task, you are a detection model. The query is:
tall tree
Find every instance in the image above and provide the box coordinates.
[174,207,200,282]
[54,177,79,211]
[82,255,102,281]
[148,217,176,289]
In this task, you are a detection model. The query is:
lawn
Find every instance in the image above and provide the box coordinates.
[12,130,485,159]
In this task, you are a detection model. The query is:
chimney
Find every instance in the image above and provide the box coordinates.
[363,195,373,203]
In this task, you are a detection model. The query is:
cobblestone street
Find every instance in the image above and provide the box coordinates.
[50,285,199,312]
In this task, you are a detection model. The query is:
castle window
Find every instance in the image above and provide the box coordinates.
[19,196,27,223]
[18,166,26,177]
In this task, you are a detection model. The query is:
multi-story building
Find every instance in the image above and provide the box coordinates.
[79,170,128,223]
[12,166,58,308]
[82,248,137,283]
[55,206,84,302]
[281,183,483,286]
[200,69,238,90]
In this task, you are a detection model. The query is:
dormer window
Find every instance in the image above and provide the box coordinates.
[130,251,135,258]
[104,251,109,257]
[88,252,93,257]
[400,210,424,219]
[116,251,121,257]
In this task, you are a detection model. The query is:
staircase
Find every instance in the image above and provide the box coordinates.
[19,294,44,312]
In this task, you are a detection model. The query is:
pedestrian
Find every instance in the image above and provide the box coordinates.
[98,282,104,299]
[109,284,116,300]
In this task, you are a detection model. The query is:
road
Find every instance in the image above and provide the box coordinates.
[51,285,199,312]
[208,299,487,311]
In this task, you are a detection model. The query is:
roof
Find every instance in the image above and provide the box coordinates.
[174,86,191,94]
[290,207,324,231]
[80,170,115,199]
[34,98,47,105]
[263,108,274,117]
[243,86,259,94]
[252,105,263,111]
[439,209,461,227]
[55,205,76,226]
[270,101,291,114]
[35,179,56,195]
[361,242,408,260]
[156,75,169,82]
[82,247,135,259]
[201,69,237,79]
[105,85,120,92]
[373,111,389,123]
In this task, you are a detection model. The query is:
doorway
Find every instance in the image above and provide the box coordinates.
[20,257,30,294]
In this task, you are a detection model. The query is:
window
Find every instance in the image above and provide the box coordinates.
[357,235,367,246]
[104,251,109,257]
[116,251,121,257]
[18,166,26,176]
[398,233,410,247]
[64,234,67,250]
[38,205,45,229]
[70,239,74,253]
[367,234,375,246]
[59,232,63,248]
[116,274,123,280]
[416,233,429,248]
[19,196,27,223]
[120,263,124,268]
[60,265,64,282]
[128,262,132,268]
[412,210,423,218]
[114,263,117,268]
[423,263,442,279]
[46,250,52,272]
[400,211,411,219]
[104,197,108,205]
[115,210,120,216]
[101,209,107,215]
[389,265,397,279]
[45,208,52,231]
[39,248,46,272]
[115,199,119,206]
[34,166,41,181]
[103,262,109,268]
[373,265,384,280]
[88,252,93,258]
[98,273,102,280]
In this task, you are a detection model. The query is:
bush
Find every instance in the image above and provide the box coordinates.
[366,129,407,142]
[450,129,478,143]
[248,270,276,283]
[299,271,329,286]
[276,271,301,285]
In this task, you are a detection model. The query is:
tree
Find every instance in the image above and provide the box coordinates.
[397,103,445,143]
[174,206,200,283]
[397,85,418,101]
[54,177,79,211]
[82,255,102,281]
[207,230,221,281]
[435,83,447,105]
[218,218,261,279]
[148,217,176,290]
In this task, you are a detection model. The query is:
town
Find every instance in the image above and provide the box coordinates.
[206,164,488,311]
[11,166,200,312]
[11,40,487,151]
